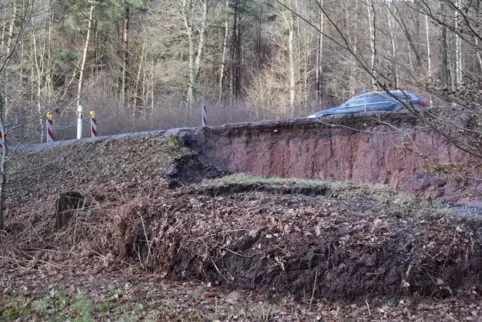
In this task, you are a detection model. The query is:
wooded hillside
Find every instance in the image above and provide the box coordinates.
[0,0,480,140]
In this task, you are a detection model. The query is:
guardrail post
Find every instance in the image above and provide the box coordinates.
[90,111,97,138]
[46,112,54,143]
[77,105,83,140]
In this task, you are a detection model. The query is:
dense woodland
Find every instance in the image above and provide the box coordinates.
[0,0,481,141]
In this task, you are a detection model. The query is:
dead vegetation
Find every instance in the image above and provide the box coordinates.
[1,136,482,320]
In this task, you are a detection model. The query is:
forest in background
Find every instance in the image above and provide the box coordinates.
[0,0,481,142]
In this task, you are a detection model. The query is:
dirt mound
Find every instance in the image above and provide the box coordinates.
[37,176,481,302]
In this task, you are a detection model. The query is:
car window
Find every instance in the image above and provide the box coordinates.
[364,94,390,103]
[389,91,414,100]
[343,95,366,106]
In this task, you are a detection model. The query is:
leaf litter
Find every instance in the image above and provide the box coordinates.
[1,136,482,320]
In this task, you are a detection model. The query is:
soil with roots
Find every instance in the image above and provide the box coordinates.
[1,136,482,320]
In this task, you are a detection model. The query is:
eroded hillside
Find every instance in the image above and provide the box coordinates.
[1,135,482,321]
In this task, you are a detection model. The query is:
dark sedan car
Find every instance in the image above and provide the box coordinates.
[307,90,429,118]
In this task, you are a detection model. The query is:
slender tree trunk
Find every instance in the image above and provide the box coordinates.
[30,39,34,103]
[6,0,17,58]
[424,13,433,105]
[439,2,450,87]
[0,99,6,232]
[303,32,309,104]
[454,0,462,87]
[150,58,154,111]
[32,26,45,142]
[316,0,324,105]
[367,0,376,90]
[388,6,398,88]
[0,21,6,55]
[349,0,358,97]
[3,0,16,109]
[425,14,432,83]
[218,0,229,102]
[475,0,482,72]
[182,0,194,104]
[122,3,130,109]
[193,0,207,103]
[285,0,295,114]
[230,0,240,103]
[475,37,482,72]
[77,3,95,108]
[141,47,147,109]
[134,40,145,112]
[46,2,53,103]
[183,0,208,105]
[92,12,96,80]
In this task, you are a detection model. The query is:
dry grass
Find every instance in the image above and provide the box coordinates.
[6,93,315,145]
[201,173,454,218]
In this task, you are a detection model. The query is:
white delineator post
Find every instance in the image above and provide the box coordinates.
[90,111,97,138]
[47,112,54,143]
[77,105,83,140]
[201,104,207,127]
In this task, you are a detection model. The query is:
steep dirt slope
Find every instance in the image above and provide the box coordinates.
[195,114,481,203]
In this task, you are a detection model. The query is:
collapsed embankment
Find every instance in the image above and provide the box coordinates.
[193,114,482,203]
[3,134,482,304]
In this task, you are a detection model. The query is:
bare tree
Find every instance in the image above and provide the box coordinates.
[77,1,95,109]
[282,0,295,113]
[218,0,229,102]
[0,0,30,231]
[367,0,376,91]
[182,0,209,104]
[121,3,130,108]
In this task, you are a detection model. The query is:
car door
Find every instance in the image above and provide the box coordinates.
[364,94,400,112]
[336,94,380,115]
[325,95,368,115]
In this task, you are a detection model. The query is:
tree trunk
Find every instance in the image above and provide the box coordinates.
[475,37,482,73]
[183,0,208,105]
[454,0,462,87]
[316,0,324,105]
[122,3,130,109]
[193,0,208,103]
[218,0,229,102]
[32,26,45,142]
[349,0,358,97]
[0,20,5,55]
[440,2,450,87]
[77,3,95,108]
[134,40,145,112]
[150,59,154,111]
[46,1,53,103]
[182,0,194,104]
[0,97,6,231]
[475,0,482,72]
[367,0,376,90]
[425,14,432,83]
[388,6,398,88]
[230,0,241,103]
[285,0,295,114]
[6,0,17,58]
[424,13,432,105]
